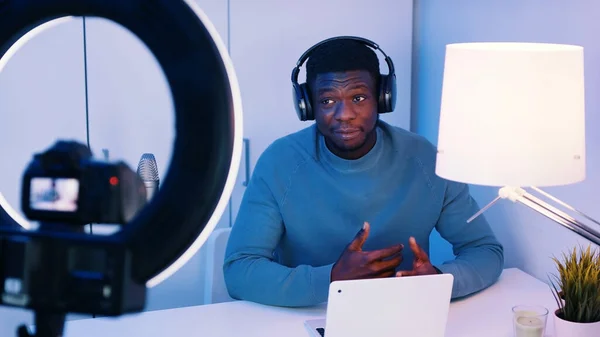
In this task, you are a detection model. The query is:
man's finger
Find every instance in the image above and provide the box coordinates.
[375,253,403,271]
[396,270,417,277]
[366,243,404,262]
[409,237,429,262]
[348,222,370,251]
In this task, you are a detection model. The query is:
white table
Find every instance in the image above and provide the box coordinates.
[1,268,559,337]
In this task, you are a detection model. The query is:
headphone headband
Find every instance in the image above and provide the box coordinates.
[290,36,395,84]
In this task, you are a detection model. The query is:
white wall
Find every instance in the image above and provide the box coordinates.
[413,0,600,283]
[228,0,414,226]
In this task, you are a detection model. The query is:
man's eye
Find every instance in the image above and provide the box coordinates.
[353,96,366,103]
[321,99,334,105]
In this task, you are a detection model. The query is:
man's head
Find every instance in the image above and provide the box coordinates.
[306,39,381,160]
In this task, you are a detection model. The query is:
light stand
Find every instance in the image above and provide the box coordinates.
[468,186,600,247]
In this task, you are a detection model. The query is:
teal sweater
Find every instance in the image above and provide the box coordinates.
[223,121,504,307]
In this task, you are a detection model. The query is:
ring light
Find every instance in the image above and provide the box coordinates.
[0,0,243,335]
[0,17,73,232]
[0,192,32,231]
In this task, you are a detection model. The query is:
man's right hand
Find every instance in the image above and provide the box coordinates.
[330,221,404,282]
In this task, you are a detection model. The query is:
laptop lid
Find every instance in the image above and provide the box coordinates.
[319,273,454,337]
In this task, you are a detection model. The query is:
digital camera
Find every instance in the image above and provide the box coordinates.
[20,141,147,226]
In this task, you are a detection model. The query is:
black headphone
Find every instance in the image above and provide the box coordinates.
[291,36,397,121]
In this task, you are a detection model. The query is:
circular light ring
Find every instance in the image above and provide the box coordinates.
[0,17,76,231]
[0,0,244,287]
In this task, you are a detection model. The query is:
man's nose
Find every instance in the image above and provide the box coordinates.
[334,101,357,120]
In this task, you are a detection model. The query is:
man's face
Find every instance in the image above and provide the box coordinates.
[311,70,378,159]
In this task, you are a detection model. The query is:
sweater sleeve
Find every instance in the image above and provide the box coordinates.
[434,181,505,299]
[222,153,333,307]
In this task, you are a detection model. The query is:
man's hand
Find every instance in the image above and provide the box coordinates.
[396,237,440,277]
[331,222,404,282]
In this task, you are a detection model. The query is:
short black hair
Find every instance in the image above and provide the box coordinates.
[305,38,380,91]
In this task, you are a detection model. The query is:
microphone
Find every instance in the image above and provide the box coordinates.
[137,153,159,201]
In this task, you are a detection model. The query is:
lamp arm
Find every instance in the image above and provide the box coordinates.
[529,186,600,227]
[467,186,600,247]
[518,191,600,247]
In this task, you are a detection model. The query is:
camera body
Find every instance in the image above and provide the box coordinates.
[0,140,148,320]
[20,141,147,226]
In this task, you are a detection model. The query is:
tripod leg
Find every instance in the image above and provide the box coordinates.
[16,311,66,337]
[34,312,65,337]
[17,324,32,337]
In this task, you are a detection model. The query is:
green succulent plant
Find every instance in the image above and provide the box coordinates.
[549,244,600,323]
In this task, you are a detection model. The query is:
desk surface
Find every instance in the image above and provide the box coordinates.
[1,268,559,337]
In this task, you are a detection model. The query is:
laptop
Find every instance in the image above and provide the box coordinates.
[304,273,454,337]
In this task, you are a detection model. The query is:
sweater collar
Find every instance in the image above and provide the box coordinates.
[319,126,384,173]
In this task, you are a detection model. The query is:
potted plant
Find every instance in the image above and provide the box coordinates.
[549,244,600,337]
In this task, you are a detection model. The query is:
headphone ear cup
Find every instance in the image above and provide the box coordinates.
[300,83,314,121]
[388,73,397,112]
[292,82,308,121]
[378,74,388,113]
[378,74,396,113]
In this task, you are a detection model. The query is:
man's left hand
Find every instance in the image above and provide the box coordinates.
[396,237,440,277]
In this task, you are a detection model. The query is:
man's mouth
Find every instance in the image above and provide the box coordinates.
[334,128,361,140]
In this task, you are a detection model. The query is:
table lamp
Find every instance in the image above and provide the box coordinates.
[435,42,600,246]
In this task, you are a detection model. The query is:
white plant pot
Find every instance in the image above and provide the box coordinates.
[553,309,600,337]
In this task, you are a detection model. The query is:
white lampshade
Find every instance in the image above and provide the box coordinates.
[435,42,586,187]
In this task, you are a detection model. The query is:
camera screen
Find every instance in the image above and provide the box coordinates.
[30,177,79,212]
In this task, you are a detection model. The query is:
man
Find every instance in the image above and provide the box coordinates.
[223,37,504,307]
